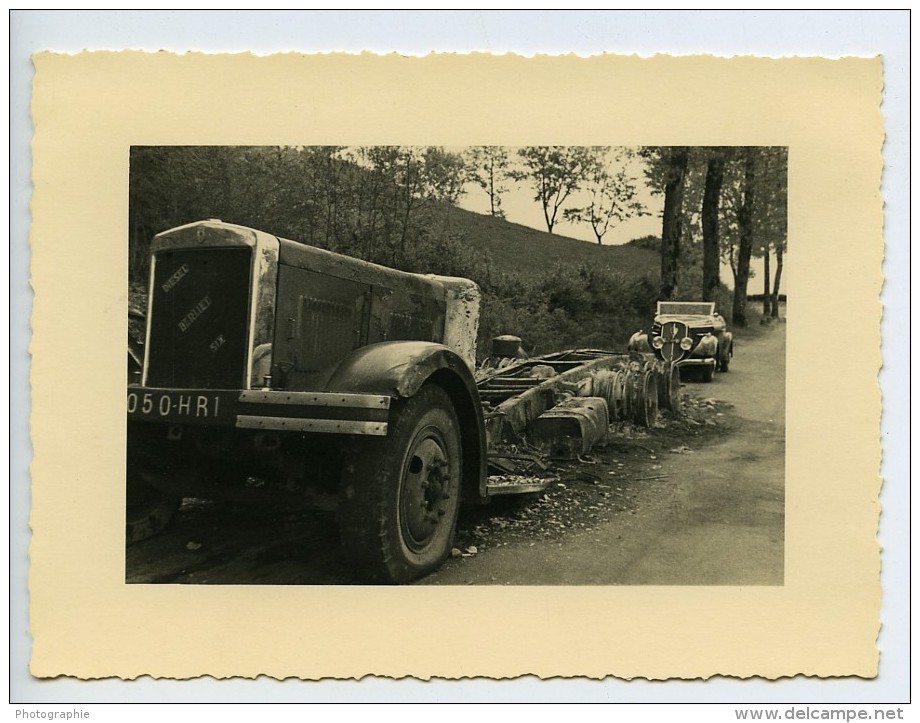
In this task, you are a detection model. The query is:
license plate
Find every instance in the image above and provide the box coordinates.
[127,389,235,424]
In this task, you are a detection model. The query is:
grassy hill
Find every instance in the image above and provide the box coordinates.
[447,206,659,282]
[435,207,662,354]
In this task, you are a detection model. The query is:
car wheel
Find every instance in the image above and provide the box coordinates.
[718,343,731,372]
[701,365,715,383]
[339,385,462,584]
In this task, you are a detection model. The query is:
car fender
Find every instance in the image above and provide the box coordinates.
[695,334,719,357]
[628,331,652,353]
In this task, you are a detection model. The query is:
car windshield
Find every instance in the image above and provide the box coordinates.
[657,301,715,316]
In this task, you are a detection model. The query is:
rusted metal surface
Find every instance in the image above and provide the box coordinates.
[481,353,629,448]
[430,275,480,371]
[492,335,524,357]
[633,371,659,428]
[477,349,679,446]
[661,363,681,412]
[486,476,551,496]
[532,396,610,460]
[478,349,678,459]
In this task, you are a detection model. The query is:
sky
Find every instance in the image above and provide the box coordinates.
[456,148,664,246]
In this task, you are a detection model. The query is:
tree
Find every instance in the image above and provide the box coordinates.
[512,146,597,234]
[731,148,757,326]
[757,148,788,318]
[762,238,772,316]
[717,146,787,325]
[659,146,690,300]
[719,147,788,323]
[421,147,468,205]
[701,148,727,302]
[467,146,511,218]
[563,148,648,245]
[771,243,785,318]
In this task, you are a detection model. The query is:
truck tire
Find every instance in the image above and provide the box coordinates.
[339,385,462,584]
[126,479,180,545]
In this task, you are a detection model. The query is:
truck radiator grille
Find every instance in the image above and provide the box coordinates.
[146,248,252,389]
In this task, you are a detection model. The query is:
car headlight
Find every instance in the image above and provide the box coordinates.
[651,336,664,349]
[680,337,693,351]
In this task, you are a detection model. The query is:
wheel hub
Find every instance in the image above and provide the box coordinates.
[402,437,452,549]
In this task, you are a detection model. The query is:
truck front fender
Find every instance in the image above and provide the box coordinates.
[320,341,489,502]
[318,341,471,398]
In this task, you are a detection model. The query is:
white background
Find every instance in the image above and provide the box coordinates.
[9,9,910,714]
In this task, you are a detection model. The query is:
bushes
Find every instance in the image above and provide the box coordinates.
[475,262,658,359]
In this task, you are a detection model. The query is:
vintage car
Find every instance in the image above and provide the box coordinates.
[628,301,733,382]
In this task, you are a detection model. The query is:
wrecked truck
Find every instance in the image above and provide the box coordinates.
[127,220,677,583]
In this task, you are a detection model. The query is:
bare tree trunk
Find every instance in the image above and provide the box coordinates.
[660,146,689,300]
[762,242,771,317]
[702,151,724,302]
[488,157,498,217]
[732,148,756,326]
[771,244,784,318]
[543,180,555,234]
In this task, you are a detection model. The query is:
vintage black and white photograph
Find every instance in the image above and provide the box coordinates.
[125,144,787,586]
[26,43,888,684]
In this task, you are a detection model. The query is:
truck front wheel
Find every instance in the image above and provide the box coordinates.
[339,385,462,584]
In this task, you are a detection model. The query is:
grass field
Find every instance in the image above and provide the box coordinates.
[449,206,660,282]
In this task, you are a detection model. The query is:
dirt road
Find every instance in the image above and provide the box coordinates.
[421,323,786,586]
[126,324,785,586]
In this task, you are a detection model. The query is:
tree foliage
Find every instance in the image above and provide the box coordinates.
[129,145,475,280]
[466,146,511,218]
[563,148,648,244]
[511,146,597,234]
